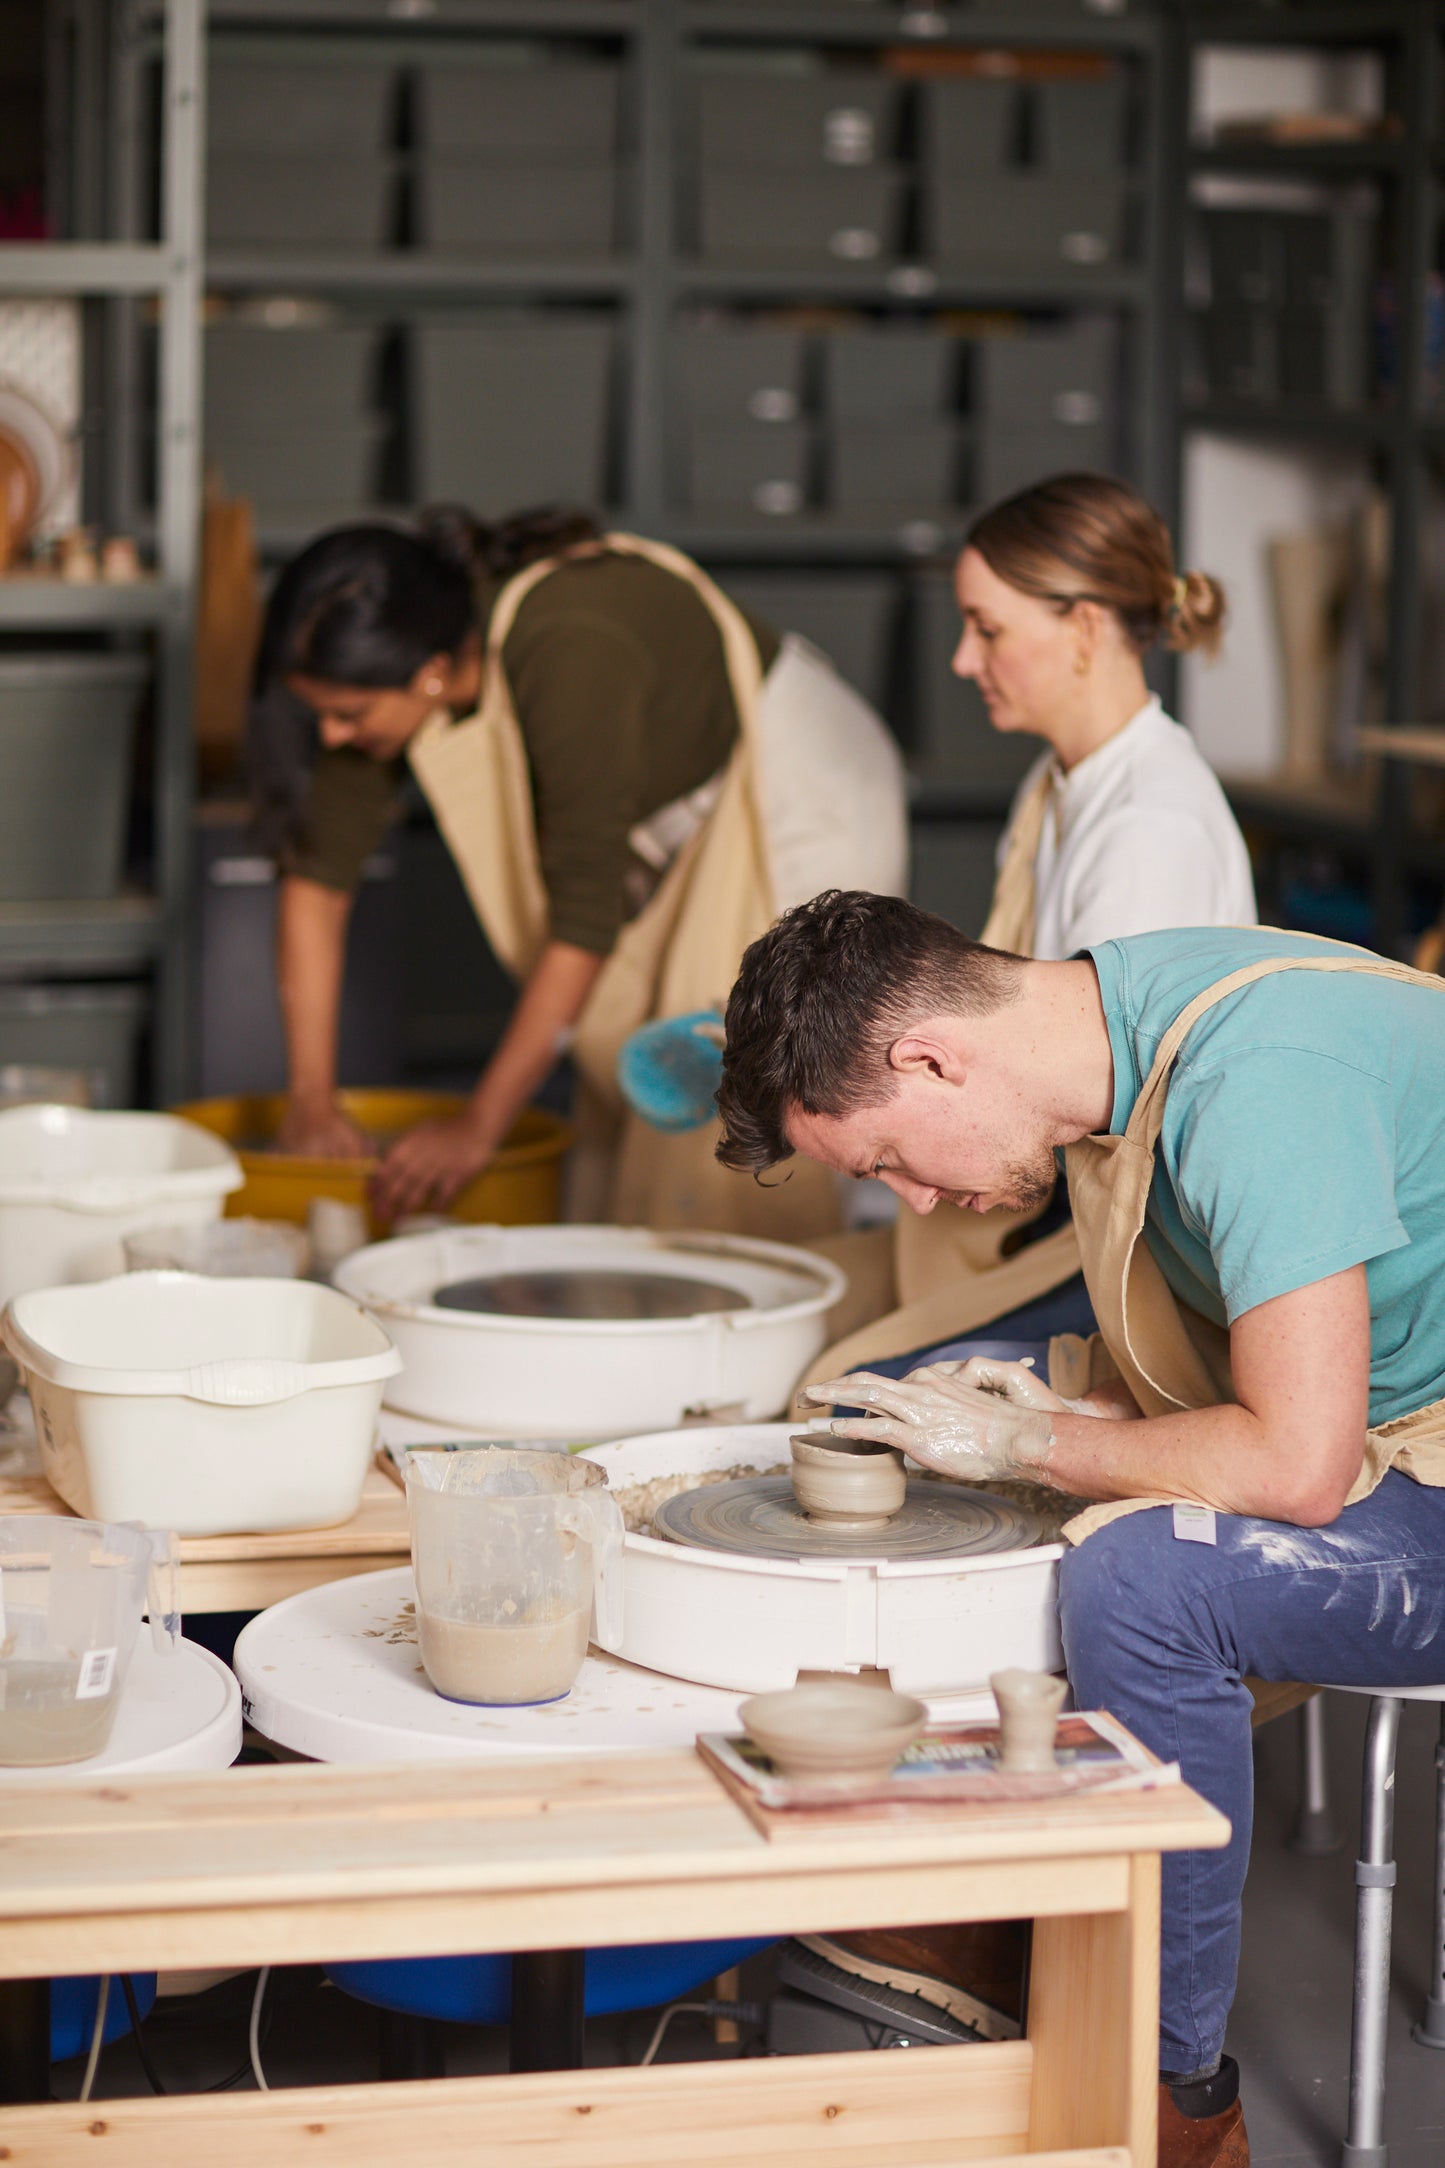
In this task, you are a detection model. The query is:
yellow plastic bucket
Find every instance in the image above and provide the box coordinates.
[171,1092,572,1235]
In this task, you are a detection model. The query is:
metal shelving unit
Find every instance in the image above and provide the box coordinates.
[0,0,202,1101]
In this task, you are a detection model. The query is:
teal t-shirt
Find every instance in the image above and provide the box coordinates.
[1087,927,1445,1425]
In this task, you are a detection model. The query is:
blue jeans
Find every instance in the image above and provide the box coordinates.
[1059,1469,1445,2073]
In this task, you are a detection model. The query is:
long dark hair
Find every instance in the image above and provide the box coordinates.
[247,504,601,854]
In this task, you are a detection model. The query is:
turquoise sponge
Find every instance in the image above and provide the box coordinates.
[617,1010,726,1133]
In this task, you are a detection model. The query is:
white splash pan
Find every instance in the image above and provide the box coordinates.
[579,1424,1063,1698]
[334,1225,844,1439]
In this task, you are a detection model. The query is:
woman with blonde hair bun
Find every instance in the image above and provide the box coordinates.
[958,470,1256,959]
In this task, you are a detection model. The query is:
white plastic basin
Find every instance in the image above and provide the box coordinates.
[0,1106,242,1302]
[4,1271,401,1536]
[334,1224,846,1439]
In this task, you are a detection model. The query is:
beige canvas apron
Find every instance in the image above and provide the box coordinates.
[406,532,840,1240]
[1062,951,1445,1543]
[802,762,1075,1390]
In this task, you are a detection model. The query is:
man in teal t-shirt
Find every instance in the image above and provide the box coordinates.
[713,894,1445,2168]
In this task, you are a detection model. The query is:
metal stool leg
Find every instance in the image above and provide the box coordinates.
[1343,1695,1403,2168]
[1413,1707,1445,2049]
[1292,1692,1344,1855]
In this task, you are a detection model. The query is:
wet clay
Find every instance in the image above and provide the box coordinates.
[790,1433,906,1525]
[0,1662,119,1766]
[417,1606,590,1706]
[990,1667,1068,1773]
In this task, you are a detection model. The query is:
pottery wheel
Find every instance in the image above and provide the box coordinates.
[432,1268,751,1321]
[652,1476,1042,1561]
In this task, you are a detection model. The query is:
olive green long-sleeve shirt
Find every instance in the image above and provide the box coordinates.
[285,550,779,956]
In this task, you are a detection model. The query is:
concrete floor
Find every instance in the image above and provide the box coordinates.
[50,1693,1445,2164]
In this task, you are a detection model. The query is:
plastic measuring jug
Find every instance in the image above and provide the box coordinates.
[406,1447,623,1706]
[0,1515,180,1766]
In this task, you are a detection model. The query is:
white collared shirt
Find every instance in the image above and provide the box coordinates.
[1002,697,1258,961]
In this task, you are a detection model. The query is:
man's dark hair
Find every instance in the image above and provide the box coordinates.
[715,890,1024,1176]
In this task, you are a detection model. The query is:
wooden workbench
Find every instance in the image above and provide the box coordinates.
[0,1456,409,1613]
[0,1747,1227,2168]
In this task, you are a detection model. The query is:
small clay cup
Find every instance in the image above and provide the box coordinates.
[990,1667,1068,1773]
[739,1677,927,1790]
[790,1432,906,1525]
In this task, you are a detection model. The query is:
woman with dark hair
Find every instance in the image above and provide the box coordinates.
[959,470,1256,958]
[249,508,907,1233]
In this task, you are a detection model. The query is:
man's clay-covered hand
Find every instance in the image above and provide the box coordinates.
[803,1365,1058,1485]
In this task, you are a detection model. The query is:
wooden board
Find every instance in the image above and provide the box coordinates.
[0,1455,409,1613]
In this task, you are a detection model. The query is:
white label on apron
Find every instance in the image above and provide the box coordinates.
[76,1647,117,1700]
[1172,1503,1217,1546]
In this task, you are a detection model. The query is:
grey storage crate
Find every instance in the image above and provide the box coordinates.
[973,316,1118,431]
[829,420,961,511]
[207,417,388,516]
[410,316,614,513]
[911,574,1043,787]
[1194,309,1276,404]
[928,172,1126,270]
[416,158,617,257]
[722,572,900,713]
[0,983,146,1109]
[205,324,381,434]
[0,656,146,903]
[822,326,958,419]
[975,421,1113,503]
[1034,76,1127,173]
[1201,208,1276,305]
[909,820,1006,935]
[699,167,906,263]
[209,53,395,156]
[918,79,1020,173]
[417,62,620,158]
[208,154,396,253]
[697,72,901,171]
[680,324,808,422]
[683,421,813,515]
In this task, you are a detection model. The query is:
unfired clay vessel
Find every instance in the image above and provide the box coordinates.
[790,1432,907,1525]
[990,1667,1068,1773]
[739,1676,927,1788]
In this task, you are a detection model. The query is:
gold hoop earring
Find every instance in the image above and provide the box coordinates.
[1074,653,1090,678]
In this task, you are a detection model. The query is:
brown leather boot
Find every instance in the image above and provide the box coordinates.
[797,1922,1027,2041]
[1158,2057,1249,2168]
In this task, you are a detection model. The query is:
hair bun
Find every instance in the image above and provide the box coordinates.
[1166,568,1227,658]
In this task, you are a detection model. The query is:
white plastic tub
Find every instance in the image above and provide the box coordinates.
[334,1225,846,1439]
[0,1106,242,1302]
[3,1272,401,1536]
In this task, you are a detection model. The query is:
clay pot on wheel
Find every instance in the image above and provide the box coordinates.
[790,1432,906,1525]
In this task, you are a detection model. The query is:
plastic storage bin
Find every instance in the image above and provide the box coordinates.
[417,60,620,156]
[204,324,381,432]
[0,655,146,903]
[409,315,613,512]
[208,52,396,155]
[722,572,900,714]
[415,159,618,257]
[0,1107,241,1303]
[680,323,807,421]
[682,419,812,514]
[973,316,1118,430]
[828,420,960,510]
[207,154,396,253]
[975,422,1113,504]
[917,78,1019,172]
[206,417,387,520]
[1034,76,1128,173]
[928,173,1126,270]
[696,71,901,170]
[0,983,145,1110]
[699,168,905,262]
[4,1272,401,1537]
[822,325,958,418]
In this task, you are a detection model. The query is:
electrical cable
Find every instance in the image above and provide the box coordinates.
[248,1966,272,2091]
[119,1976,167,2095]
[638,1997,765,2068]
[78,1975,110,2103]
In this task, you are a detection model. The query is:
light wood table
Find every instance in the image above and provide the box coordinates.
[0,1748,1227,2168]
[0,1458,409,1614]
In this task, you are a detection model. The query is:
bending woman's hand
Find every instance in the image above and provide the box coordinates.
[371,1112,494,1222]
[803,1364,1059,1485]
[276,1096,372,1160]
